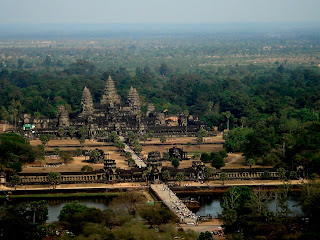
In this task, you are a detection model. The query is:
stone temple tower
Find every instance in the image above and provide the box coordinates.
[127,86,140,115]
[80,86,94,117]
[100,75,121,108]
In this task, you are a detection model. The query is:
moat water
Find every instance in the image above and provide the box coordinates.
[2,194,303,222]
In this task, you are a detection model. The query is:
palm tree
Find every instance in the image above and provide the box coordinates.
[222,111,232,131]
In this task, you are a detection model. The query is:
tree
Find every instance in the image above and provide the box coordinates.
[211,153,225,169]
[109,131,120,143]
[171,158,180,168]
[193,151,201,160]
[127,131,138,144]
[78,125,88,138]
[223,127,253,153]
[98,129,106,138]
[60,152,74,164]
[75,148,82,156]
[220,172,227,185]
[222,111,232,131]
[162,170,170,183]
[148,130,154,141]
[10,174,21,190]
[68,126,76,139]
[81,165,93,172]
[160,136,166,144]
[200,152,211,163]
[79,137,85,151]
[53,147,60,159]
[196,135,203,147]
[246,158,255,169]
[197,128,208,138]
[176,172,185,186]
[29,200,48,224]
[124,151,132,159]
[262,171,271,180]
[140,134,148,144]
[47,171,61,189]
[114,140,125,152]
[277,167,286,181]
[163,152,170,160]
[197,231,213,240]
[204,167,213,181]
[58,201,88,222]
[143,170,151,183]
[57,127,65,138]
[39,134,51,153]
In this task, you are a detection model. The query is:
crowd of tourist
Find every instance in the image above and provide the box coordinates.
[159,185,198,224]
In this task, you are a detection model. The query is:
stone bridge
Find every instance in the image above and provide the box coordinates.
[150,184,197,224]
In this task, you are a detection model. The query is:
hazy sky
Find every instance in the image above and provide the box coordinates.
[1,0,320,24]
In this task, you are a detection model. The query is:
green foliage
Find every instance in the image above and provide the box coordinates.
[171,158,180,168]
[162,170,171,182]
[39,134,51,146]
[60,152,74,164]
[29,200,48,224]
[176,172,185,185]
[10,174,21,189]
[200,152,211,163]
[109,131,120,142]
[242,124,278,159]
[261,171,271,180]
[163,152,170,160]
[262,151,283,166]
[125,151,132,159]
[210,152,225,169]
[160,136,166,143]
[81,165,93,172]
[197,231,213,240]
[223,127,254,152]
[138,204,177,227]
[47,171,61,188]
[58,201,88,222]
[220,172,227,185]
[0,133,36,168]
[148,130,154,140]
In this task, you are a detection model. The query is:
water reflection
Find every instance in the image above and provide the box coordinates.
[177,194,303,218]
[47,199,110,223]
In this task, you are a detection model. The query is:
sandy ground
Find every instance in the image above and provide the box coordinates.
[23,145,128,173]
[24,136,270,173]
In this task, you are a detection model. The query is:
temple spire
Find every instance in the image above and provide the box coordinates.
[80,86,94,117]
[100,75,120,107]
[127,86,140,115]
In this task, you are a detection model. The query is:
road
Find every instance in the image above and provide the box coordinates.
[119,136,147,168]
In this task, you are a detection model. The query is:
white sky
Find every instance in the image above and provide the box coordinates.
[1,0,320,24]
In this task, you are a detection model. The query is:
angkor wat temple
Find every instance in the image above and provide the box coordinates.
[23,76,202,138]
